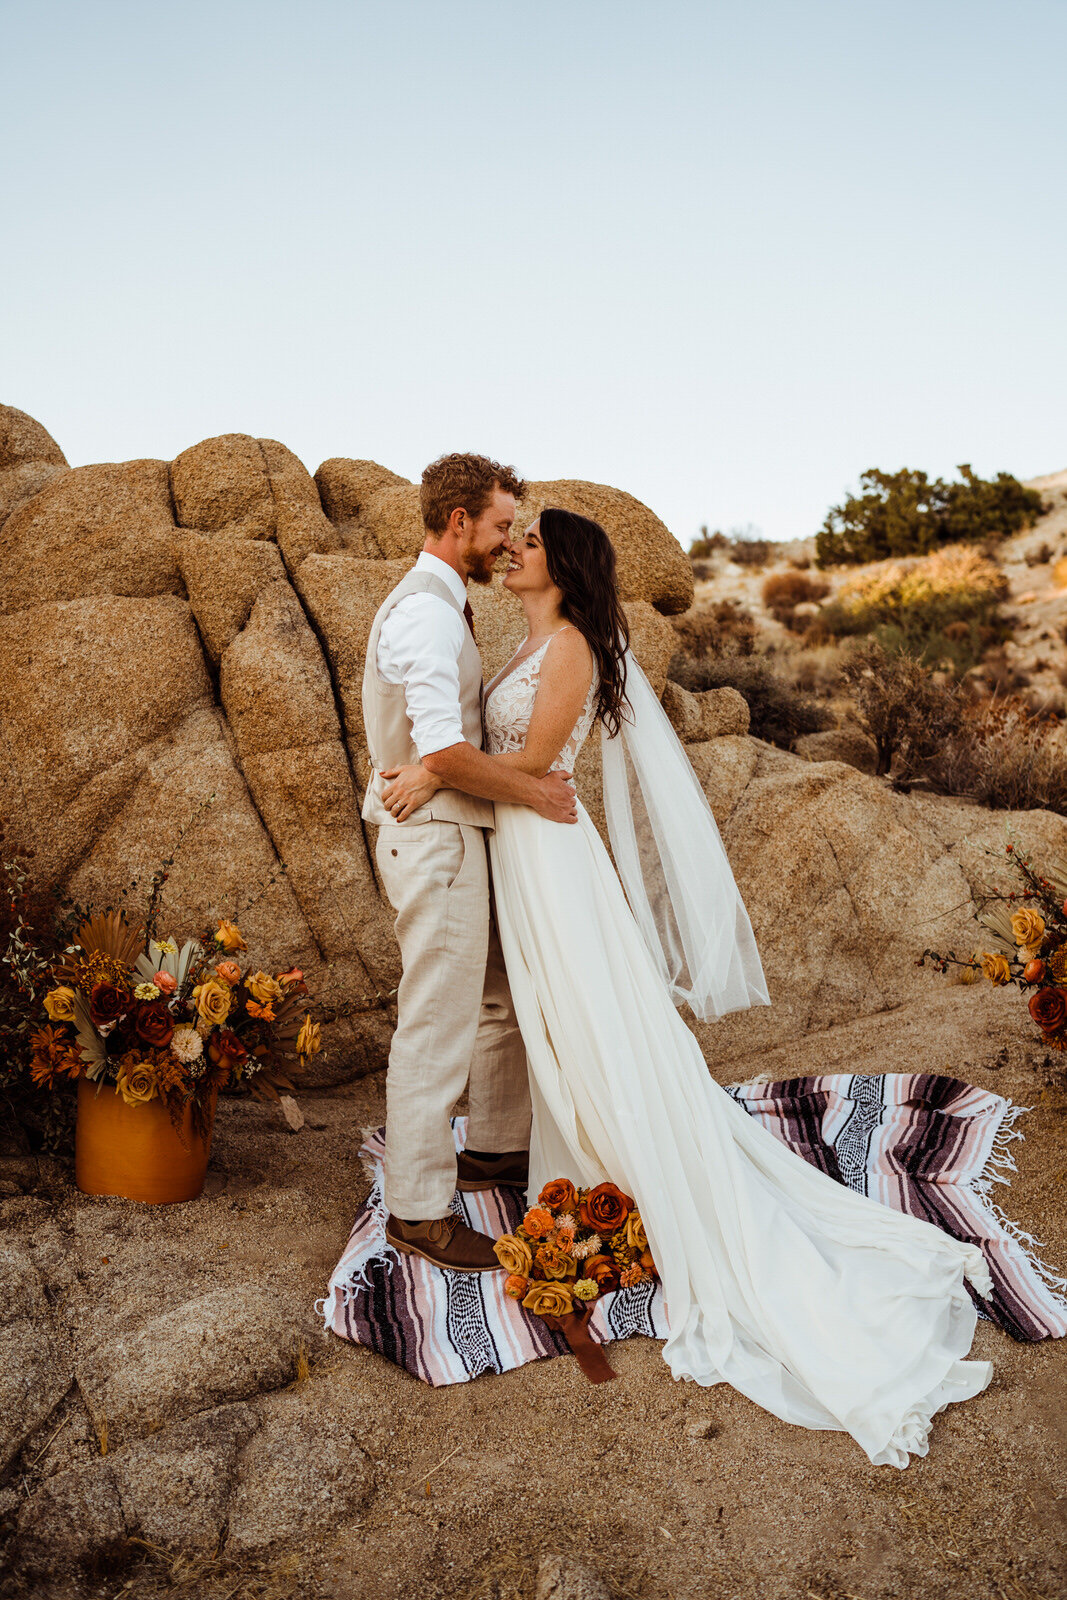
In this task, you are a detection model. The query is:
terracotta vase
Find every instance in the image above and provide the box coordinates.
[75,1076,218,1204]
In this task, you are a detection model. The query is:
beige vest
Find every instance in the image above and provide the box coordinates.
[361,569,494,831]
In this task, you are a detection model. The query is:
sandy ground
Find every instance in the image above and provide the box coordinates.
[9,980,1064,1600]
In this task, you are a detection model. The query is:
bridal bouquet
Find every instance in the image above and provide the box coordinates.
[921,836,1067,1051]
[494,1179,657,1320]
[30,909,321,1136]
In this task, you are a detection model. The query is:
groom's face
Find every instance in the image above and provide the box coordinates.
[458,487,517,585]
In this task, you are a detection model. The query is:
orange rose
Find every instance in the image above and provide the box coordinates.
[539,1178,578,1214]
[521,1207,555,1241]
[536,1241,578,1281]
[584,1253,621,1293]
[579,1182,633,1237]
[215,919,247,953]
[215,960,242,987]
[504,1274,528,1300]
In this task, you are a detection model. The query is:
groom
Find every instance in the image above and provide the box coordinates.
[361,452,578,1271]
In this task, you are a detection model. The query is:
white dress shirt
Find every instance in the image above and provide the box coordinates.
[376,551,470,759]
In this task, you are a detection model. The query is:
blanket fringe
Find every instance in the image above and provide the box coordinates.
[317,1134,401,1329]
[968,1099,1067,1307]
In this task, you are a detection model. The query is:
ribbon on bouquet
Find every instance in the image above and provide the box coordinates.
[542,1308,617,1384]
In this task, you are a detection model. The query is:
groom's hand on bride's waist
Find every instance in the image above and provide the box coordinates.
[536,770,578,824]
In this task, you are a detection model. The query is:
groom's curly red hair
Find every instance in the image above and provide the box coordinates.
[420,452,526,534]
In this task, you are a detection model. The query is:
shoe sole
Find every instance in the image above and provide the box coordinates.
[455,1175,528,1192]
[384,1232,501,1273]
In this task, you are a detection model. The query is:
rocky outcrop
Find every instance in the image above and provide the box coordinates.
[0,405,68,529]
[0,460,181,613]
[0,408,701,1082]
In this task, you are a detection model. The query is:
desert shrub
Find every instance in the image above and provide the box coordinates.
[1025,542,1054,567]
[670,652,832,748]
[838,642,964,777]
[924,697,1067,813]
[731,538,772,568]
[689,526,731,559]
[816,465,1045,567]
[761,569,831,626]
[671,600,757,660]
[788,647,846,698]
[817,545,1009,674]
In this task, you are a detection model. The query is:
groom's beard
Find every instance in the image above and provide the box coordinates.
[462,543,503,585]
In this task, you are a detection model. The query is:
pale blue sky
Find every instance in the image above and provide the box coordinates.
[3,0,1065,544]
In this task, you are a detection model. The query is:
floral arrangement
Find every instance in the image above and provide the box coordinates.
[494,1179,657,1321]
[30,908,321,1137]
[921,836,1067,1051]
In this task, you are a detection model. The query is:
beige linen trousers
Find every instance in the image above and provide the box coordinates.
[375,820,532,1219]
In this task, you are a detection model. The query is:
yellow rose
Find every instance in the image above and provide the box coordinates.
[296,1014,321,1059]
[522,1281,575,1318]
[215,919,247,953]
[980,952,1012,986]
[193,980,231,1028]
[1010,909,1045,949]
[116,1061,157,1106]
[247,970,285,1005]
[494,1233,533,1277]
[43,986,77,1023]
[625,1210,647,1252]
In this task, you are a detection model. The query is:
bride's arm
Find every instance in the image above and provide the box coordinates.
[490,630,594,778]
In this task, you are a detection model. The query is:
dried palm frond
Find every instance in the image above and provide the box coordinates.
[975,903,1017,950]
[75,911,145,968]
[1043,852,1067,900]
[70,991,106,1078]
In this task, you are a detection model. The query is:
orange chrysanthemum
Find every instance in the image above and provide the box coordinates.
[522,1207,555,1241]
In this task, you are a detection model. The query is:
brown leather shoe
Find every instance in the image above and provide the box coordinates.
[456,1149,530,1191]
[384,1212,501,1272]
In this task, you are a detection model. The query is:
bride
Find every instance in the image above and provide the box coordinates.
[382,506,994,1468]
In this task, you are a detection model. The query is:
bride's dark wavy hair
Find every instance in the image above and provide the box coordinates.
[538,508,630,737]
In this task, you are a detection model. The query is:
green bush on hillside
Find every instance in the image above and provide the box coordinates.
[815,465,1044,568]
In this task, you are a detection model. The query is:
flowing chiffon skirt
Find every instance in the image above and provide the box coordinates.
[489,800,994,1468]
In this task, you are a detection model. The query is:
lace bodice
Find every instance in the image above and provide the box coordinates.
[483,633,598,772]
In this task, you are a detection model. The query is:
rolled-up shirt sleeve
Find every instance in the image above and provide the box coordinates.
[376,593,467,758]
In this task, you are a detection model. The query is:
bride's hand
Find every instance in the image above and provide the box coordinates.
[380,763,442,821]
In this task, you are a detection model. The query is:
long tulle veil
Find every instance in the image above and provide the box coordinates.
[599,648,770,1021]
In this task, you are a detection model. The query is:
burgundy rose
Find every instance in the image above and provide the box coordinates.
[210,1028,248,1069]
[1028,986,1066,1035]
[89,981,130,1027]
[578,1182,634,1237]
[133,999,175,1048]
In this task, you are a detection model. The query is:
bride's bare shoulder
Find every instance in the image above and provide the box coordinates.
[546,625,594,675]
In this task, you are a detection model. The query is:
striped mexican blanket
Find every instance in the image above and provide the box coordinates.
[319,1073,1067,1386]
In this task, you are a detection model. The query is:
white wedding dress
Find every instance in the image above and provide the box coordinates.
[484,637,994,1468]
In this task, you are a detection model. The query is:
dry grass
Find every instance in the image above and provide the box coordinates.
[925,697,1067,812]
